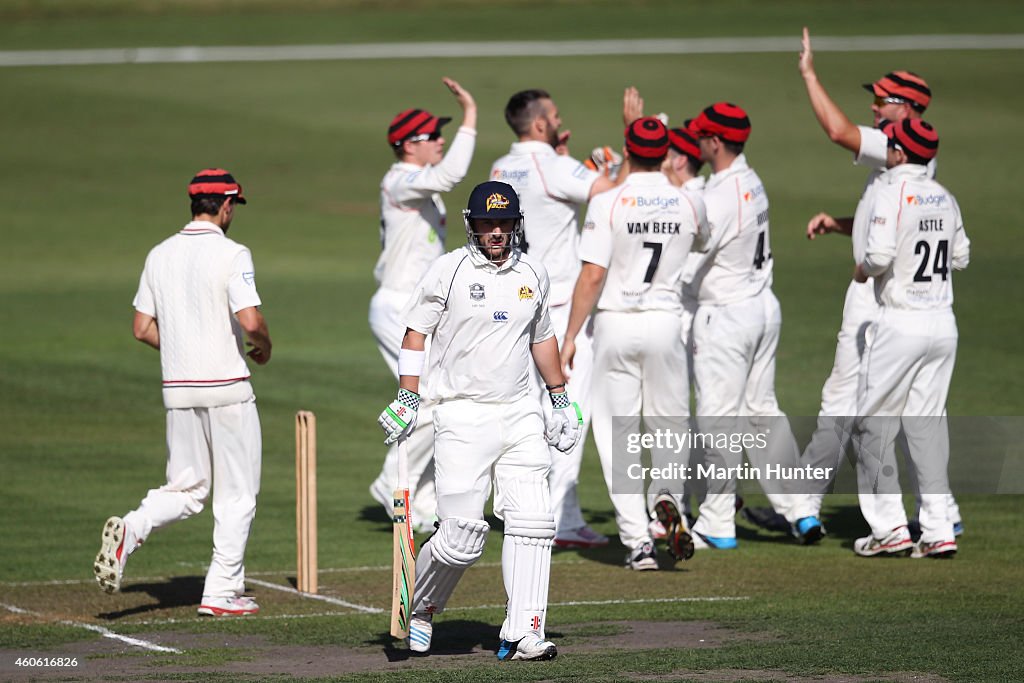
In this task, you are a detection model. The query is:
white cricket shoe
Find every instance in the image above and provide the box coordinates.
[648,518,667,540]
[853,526,913,557]
[911,538,957,559]
[554,525,609,549]
[93,516,133,594]
[625,541,658,571]
[408,614,433,653]
[197,595,260,616]
[653,492,694,561]
[497,635,557,661]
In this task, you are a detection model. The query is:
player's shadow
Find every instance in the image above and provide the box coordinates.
[817,504,873,548]
[96,575,204,620]
[359,504,393,532]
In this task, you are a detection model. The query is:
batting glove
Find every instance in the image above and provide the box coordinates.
[545,390,583,453]
[583,146,624,181]
[378,388,420,445]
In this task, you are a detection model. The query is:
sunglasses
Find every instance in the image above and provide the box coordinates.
[405,131,442,143]
[874,95,908,107]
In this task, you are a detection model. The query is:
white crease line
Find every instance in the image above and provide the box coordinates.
[448,596,750,612]
[2,34,1023,68]
[244,577,384,614]
[133,596,749,624]
[1,560,590,587]
[2,602,181,653]
[136,610,347,625]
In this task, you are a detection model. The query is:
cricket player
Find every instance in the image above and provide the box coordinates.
[774,28,962,541]
[852,119,969,558]
[93,169,272,616]
[377,181,582,660]
[686,103,805,549]
[369,77,477,532]
[562,117,707,570]
[489,88,620,550]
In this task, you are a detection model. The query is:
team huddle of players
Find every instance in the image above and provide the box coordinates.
[370,28,969,659]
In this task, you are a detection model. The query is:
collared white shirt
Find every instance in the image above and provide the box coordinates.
[579,171,706,313]
[862,164,970,310]
[376,127,477,293]
[852,125,938,265]
[692,154,772,306]
[403,245,554,403]
[490,140,600,305]
[133,221,262,408]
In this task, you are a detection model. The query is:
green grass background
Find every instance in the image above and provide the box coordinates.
[2,1,1024,680]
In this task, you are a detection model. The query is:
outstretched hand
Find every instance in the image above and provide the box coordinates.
[799,27,815,77]
[623,86,644,125]
[442,76,476,112]
[807,212,840,239]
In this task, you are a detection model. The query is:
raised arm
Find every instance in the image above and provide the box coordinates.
[799,27,861,154]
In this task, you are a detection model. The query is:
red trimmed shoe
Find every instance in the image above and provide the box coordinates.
[198,596,260,616]
[853,526,913,557]
[93,516,131,594]
[911,538,957,559]
[554,526,609,549]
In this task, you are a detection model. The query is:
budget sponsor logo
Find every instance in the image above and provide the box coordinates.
[906,193,948,207]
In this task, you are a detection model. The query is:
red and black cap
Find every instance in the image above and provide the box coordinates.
[668,126,701,160]
[864,71,931,111]
[387,108,452,146]
[885,119,939,162]
[625,116,670,160]
[188,168,246,204]
[692,103,751,143]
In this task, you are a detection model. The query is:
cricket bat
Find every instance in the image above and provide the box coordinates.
[390,437,416,639]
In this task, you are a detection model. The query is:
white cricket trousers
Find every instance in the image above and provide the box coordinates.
[534,302,593,534]
[791,281,961,526]
[854,307,958,544]
[432,397,554,641]
[124,398,261,598]
[369,287,437,526]
[591,309,689,549]
[691,289,800,539]
[791,280,878,519]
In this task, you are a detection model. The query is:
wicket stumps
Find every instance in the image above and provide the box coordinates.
[295,410,318,594]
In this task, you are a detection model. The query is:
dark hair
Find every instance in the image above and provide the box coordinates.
[722,139,745,155]
[504,89,551,136]
[628,153,665,170]
[191,194,230,217]
[684,156,703,176]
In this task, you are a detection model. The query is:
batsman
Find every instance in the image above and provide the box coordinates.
[378,181,582,661]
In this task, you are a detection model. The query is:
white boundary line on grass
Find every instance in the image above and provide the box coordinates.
[245,577,384,614]
[1,34,1023,68]
[1,602,181,654]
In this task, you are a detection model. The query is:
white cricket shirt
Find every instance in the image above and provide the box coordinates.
[579,172,706,313]
[862,164,970,310]
[852,125,938,264]
[403,245,554,403]
[133,221,263,409]
[691,155,772,306]
[680,176,707,302]
[375,127,476,293]
[490,141,600,305]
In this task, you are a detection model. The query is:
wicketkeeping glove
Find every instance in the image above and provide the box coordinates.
[378,388,420,445]
[583,146,624,181]
[545,390,584,452]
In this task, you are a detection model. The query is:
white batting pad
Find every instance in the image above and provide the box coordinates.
[412,517,489,616]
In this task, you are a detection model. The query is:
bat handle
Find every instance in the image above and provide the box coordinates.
[397,436,410,492]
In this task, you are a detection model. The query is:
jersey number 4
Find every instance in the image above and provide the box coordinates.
[753,231,772,270]
[913,239,949,282]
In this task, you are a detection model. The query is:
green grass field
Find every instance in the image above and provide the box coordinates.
[2,1,1024,681]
